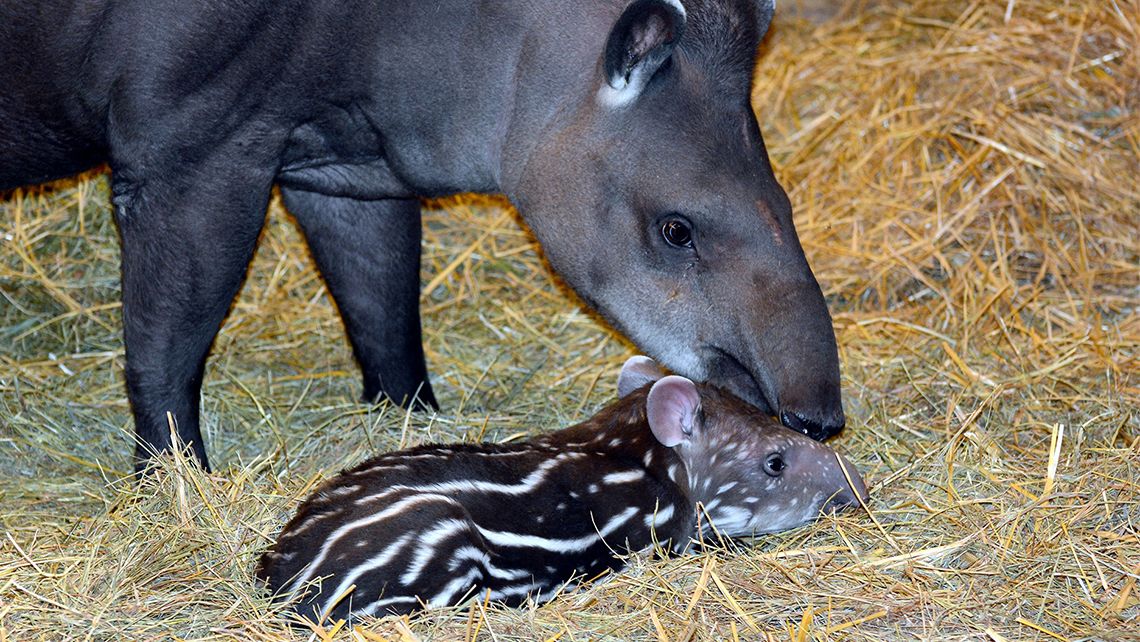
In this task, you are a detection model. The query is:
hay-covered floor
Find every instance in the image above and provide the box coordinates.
[1,1,1137,639]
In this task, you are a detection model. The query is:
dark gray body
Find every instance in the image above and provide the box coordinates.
[1,0,844,471]
[258,357,867,621]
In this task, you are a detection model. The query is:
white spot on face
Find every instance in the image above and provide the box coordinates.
[707,506,753,535]
[588,484,600,494]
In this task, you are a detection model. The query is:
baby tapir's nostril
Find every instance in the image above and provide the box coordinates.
[826,452,869,513]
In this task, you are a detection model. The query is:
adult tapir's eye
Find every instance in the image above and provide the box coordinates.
[660,218,694,249]
[763,453,786,477]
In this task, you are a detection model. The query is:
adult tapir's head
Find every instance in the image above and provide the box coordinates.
[501,0,843,440]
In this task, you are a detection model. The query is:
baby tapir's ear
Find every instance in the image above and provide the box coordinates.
[599,0,686,107]
[618,355,667,397]
[646,375,701,447]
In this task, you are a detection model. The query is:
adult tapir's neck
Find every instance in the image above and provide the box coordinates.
[337,0,610,199]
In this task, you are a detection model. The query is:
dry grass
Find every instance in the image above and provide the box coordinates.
[1,0,1137,639]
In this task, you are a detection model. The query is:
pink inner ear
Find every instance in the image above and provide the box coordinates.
[617,355,666,398]
[646,376,701,447]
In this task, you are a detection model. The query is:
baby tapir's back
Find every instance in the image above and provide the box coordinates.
[258,438,690,620]
[259,357,870,622]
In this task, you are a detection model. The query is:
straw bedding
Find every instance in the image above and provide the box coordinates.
[1,0,1136,639]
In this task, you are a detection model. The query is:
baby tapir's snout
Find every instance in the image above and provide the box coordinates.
[626,356,869,537]
[829,452,870,511]
[259,356,868,622]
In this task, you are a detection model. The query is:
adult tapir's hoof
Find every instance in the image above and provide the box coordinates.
[362,379,439,413]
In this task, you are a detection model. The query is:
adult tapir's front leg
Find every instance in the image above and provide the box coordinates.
[112,135,279,473]
[279,190,437,411]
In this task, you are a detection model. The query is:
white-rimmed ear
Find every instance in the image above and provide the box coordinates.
[646,375,701,447]
[618,355,667,397]
[755,0,776,40]
[598,0,687,108]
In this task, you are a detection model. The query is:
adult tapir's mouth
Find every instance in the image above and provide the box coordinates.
[705,347,778,416]
[704,347,842,441]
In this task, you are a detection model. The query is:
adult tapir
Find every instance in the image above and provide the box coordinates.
[0,0,844,472]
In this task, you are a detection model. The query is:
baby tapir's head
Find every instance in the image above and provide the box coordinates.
[618,356,869,536]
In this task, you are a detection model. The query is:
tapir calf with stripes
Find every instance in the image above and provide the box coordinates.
[258,357,869,621]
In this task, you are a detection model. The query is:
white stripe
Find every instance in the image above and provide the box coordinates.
[448,545,488,572]
[320,532,413,617]
[286,493,461,594]
[282,483,367,537]
[486,580,548,601]
[352,486,405,507]
[644,504,675,529]
[324,484,362,497]
[428,566,484,607]
[486,561,532,581]
[357,595,420,618]
[401,519,471,586]
[355,448,540,471]
[603,469,645,485]
[354,453,579,505]
[347,463,410,476]
[476,506,639,553]
[447,545,531,581]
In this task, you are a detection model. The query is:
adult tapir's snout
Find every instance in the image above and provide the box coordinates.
[503,0,846,441]
[707,261,845,442]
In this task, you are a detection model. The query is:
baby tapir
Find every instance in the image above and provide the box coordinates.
[258,357,868,622]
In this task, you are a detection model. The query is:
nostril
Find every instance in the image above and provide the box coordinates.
[780,410,844,441]
[823,496,857,514]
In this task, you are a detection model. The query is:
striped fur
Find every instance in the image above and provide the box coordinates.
[258,362,867,623]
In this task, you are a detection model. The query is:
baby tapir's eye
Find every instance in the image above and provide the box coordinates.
[763,453,786,477]
[661,218,694,249]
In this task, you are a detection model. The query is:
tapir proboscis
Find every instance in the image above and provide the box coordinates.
[0,0,845,471]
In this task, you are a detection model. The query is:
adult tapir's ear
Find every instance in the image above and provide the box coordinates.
[618,355,667,397]
[755,0,776,40]
[600,0,686,107]
[646,375,702,448]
